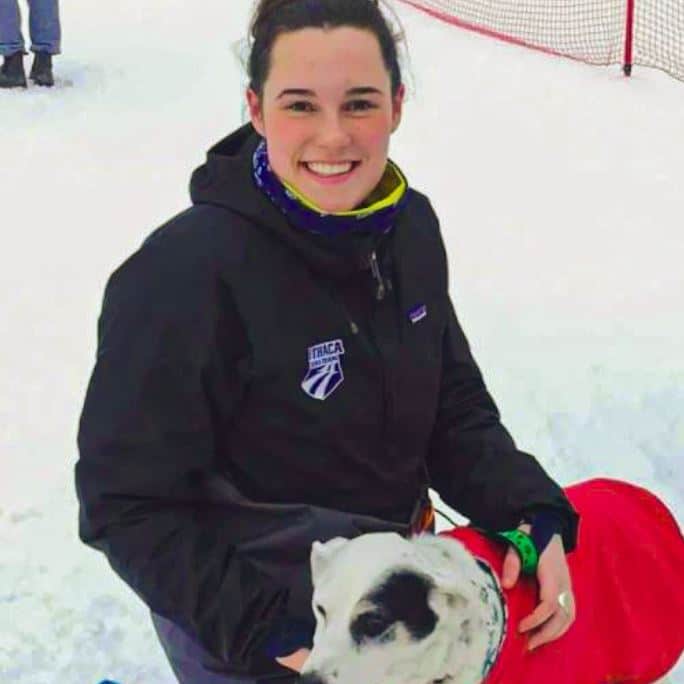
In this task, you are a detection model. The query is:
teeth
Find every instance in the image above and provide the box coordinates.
[305,161,355,176]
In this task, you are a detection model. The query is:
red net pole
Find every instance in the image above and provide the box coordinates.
[623,0,635,75]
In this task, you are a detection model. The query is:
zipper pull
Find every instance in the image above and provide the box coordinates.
[369,250,386,301]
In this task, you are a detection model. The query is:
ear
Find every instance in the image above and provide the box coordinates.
[311,537,350,583]
[246,87,266,137]
[411,534,478,606]
[390,83,405,134]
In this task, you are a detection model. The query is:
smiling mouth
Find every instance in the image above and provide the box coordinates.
[302,161,361,177]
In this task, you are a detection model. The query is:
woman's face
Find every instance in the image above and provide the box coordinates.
[247,26,404,213]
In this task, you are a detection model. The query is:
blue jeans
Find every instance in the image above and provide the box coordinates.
[0,0,60,56]
[150,611,297,684]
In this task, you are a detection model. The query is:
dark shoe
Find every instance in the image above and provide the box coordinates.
[0,52,27,89]
[30,51,54,87]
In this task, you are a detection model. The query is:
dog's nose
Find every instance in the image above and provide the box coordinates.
[299,673,327,684]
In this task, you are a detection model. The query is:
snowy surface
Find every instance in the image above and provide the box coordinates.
[1,0,682,682]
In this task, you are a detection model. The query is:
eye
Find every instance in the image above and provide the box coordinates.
[353,611,391,638]
[315,604,327,621]
[346,99,376,112]
[285,101,315,112]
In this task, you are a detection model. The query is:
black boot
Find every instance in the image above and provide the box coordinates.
[30,51,54,87]
[0,52,27,89]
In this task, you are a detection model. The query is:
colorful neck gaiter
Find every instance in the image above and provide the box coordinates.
[252,138,409,237]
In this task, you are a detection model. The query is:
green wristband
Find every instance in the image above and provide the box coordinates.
[497,529,539,575]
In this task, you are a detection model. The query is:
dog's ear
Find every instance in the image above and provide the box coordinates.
[311,537,349,582]
[411,534,478,606]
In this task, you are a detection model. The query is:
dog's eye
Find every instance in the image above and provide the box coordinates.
[352,612,390,639]
[315,604,327,621]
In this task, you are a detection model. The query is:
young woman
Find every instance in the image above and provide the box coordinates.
[76,1,579,682]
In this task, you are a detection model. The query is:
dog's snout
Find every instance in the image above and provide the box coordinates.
[299,672,327,684]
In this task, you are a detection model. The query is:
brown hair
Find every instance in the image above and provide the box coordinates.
[248,0,405,99]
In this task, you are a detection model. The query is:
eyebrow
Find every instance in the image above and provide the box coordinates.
[276,87,383,99]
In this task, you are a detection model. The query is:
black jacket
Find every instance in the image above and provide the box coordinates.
[75,123,578,677]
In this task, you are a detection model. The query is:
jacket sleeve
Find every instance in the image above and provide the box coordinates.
[426,298,579,551]
[75,232,375,671]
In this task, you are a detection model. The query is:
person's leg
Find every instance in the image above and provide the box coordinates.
[25,0,57,85]
[150,611,295,684]
[0,0,26,87]
[27,0,60,54]
[0,0,24,56]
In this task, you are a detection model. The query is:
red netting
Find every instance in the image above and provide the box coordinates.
[634,0,684,79]
[395,0,684,81]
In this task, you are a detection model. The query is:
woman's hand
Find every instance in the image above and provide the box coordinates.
[276,648,311,672]
[501,524,575,650]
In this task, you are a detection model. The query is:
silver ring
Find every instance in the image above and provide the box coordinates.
[557,591,571,615]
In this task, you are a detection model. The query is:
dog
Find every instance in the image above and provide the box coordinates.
[301,479,684,684]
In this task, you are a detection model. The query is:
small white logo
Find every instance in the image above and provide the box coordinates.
[408,304,427,324]
[302,339,345,400]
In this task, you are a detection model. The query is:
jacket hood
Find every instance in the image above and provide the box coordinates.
[190,123,410,279]
[190,123,275,225]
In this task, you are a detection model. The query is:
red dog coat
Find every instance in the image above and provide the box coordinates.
[441,479,684,684]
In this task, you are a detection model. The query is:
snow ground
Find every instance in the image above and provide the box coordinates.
[1,0,682,682]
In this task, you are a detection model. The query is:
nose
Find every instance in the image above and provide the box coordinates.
[316,113,353,150]
[299,673,327,684]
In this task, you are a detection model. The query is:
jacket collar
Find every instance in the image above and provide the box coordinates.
[190,123,413,280]
[252,137,409,238]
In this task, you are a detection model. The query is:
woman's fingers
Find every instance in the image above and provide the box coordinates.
[526,594,575,650]
[501,546,522,589]
[518,596,558,633]
[275,648,311,672]
[519,587,576,650]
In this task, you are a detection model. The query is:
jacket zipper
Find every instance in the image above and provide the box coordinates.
[369,251,386,301]
[323,283,359,336]
[365,250,393,449]
[324,253,393,454]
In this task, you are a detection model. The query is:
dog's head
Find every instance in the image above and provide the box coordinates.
[300,532,489,684]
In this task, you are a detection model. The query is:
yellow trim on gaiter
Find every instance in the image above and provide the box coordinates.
[281,159,407,218]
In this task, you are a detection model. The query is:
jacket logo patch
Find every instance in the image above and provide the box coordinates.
[408,304,427,324]
[302,339,345,401]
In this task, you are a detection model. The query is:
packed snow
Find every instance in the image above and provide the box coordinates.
[1,0,682,681]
